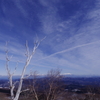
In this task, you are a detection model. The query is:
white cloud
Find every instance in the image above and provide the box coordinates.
[14,0,28,17]
[34,0,100,75]
[1,0,100,75]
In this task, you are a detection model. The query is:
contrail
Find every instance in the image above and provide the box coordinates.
[35,40,100,61]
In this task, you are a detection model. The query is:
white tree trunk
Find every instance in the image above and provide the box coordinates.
[14,56,32,100]
[5,39,45,100]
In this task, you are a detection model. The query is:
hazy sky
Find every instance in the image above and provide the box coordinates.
[0,0,100,75]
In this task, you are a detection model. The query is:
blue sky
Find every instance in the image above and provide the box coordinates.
[0,0,100,75]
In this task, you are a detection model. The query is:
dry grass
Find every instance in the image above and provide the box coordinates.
[0,92,10,100]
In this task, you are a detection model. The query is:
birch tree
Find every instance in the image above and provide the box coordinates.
[5,38,44,100]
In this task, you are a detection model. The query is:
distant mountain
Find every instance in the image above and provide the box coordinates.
[0,76,8,80]
[0,74,100,80]
[0,75,21,80]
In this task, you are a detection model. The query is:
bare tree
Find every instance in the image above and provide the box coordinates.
[45,69,64,100]
[28,71,40,100]
[84,86,97,100]
[5,38,44,100]
[20,71,43,100]
[20,69,65,100]
[27,69,65,100]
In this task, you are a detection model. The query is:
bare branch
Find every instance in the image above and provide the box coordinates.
[40,36,46,42]
[13,81,19,86]
[25,40,30,57]
[20,89,30,93]
[23,73,31,79]
[5,49,11,77]
[12,61,19,75]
